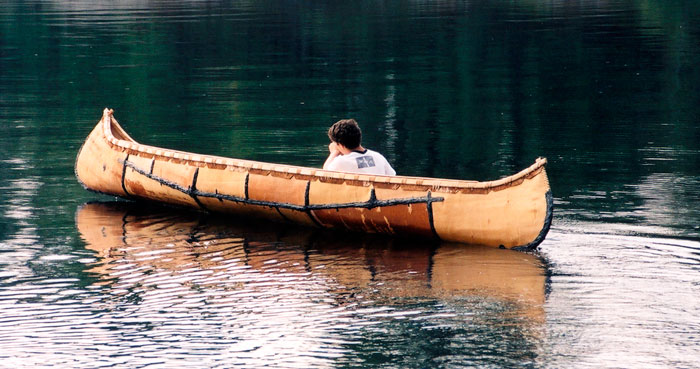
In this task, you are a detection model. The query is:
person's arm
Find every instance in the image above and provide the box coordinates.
[323,142,342,170]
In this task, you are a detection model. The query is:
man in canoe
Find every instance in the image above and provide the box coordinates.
[323,119,396,176]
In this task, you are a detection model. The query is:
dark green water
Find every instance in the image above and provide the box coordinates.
[1,1,699,367]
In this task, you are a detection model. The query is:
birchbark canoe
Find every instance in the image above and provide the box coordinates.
[75,108,553,250]
[76,201,546,320]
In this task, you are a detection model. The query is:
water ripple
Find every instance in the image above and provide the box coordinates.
[3,202,549,367]
[540,225,700,368]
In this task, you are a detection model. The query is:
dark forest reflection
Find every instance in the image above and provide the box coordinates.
[2,0,699,239]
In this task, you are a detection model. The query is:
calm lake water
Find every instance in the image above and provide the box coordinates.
[1,0,699,367]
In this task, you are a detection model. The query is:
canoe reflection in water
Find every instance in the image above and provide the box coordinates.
[76,202,548,365]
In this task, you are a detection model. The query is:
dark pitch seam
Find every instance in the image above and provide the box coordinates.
[514,190,554,251]
[120,154,131,197]
[189,167,208,211]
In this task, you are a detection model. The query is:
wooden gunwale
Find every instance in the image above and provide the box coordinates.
[99,109,547,194]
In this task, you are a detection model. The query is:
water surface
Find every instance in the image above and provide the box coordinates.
[1,1,699,367]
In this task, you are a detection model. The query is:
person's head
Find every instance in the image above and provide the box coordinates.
[328,119,362,149]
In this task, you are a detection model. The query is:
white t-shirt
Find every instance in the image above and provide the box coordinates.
[324,149,396,176]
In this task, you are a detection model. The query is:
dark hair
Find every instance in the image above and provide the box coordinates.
[328,119,362,149]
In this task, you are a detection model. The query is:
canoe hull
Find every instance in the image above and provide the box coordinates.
[76,109,553,249]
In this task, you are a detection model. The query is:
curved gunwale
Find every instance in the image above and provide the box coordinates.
[98,108,547,192]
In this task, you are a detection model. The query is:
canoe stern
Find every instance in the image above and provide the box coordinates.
[431,163,552,249]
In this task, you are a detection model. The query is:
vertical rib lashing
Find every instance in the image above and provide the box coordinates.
[189,167,208,211]
[244,173,250,200]
[304,181,323,227]
[121,154,131,197]
[426,191,439,238]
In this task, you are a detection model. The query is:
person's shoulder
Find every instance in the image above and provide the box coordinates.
[365,149,395,175]
[327,155,354,171]
[366,149,389,160]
